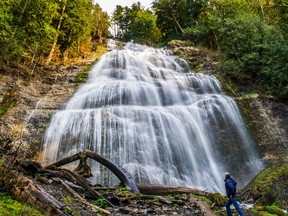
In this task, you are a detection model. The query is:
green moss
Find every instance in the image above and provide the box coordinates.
[166,194,175,199]
[245,164,288,208]
[75,45,107,87]
[252,164,288,194]
[64,195,74,205]
[253,205,287,216]
[0,192,42,216]
[92,198,109,209]
[242,93,259,98]
[95,45,107,53]
[115,187,135,199]
[152,196,160,202]
[208,192,227,206]
[215,74,239,97]
[0,107,8,117]
[0,85,18,118]
[172,203,179,208]
[64,206,79,216]
[263,205,287,216]
[75,70,89,86]
[194,195,213,205]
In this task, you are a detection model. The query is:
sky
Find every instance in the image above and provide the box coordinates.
[94,0,154,15]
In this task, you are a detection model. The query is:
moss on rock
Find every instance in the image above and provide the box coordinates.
[244,164,288,208]
[0,192,42,216]
[208,192,227,206]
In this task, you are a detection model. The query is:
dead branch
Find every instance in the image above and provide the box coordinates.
[54,178,111,215]
[60,169,114,207]
[22,161,114,207]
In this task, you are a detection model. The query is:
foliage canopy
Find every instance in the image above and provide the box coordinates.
[0,0,287,99]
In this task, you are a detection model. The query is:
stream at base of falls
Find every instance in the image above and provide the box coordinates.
[41,40,264,194]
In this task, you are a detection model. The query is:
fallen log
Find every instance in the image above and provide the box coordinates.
[137,184,209,196]
[22,161,114,207]
[85,150,139,194]
[46,150,139,193]
[1,168,68,216]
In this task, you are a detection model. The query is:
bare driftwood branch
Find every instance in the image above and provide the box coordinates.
[85,150,139,194]
[46,150,139,193]
[54,178,111,215]
[60,169,102,200]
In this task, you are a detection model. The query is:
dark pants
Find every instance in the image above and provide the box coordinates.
[225,196,244,216]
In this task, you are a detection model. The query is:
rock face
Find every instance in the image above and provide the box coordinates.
[0,64,91,158]
[168,40,288,166]
[238,97,288,165]
[167,40,224,74]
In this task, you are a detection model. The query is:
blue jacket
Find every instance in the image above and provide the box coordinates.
[225,177,237,198]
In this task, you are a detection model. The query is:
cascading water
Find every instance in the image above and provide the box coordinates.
[41,40,263,193]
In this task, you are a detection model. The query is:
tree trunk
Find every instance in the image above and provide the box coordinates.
[137,184,209,196]
[258,0,265,20]
[171,13,185,34]
[46,0,67,65]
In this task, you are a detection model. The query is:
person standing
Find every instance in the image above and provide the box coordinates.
[224,172,244,216]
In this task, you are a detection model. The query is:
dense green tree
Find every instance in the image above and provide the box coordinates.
[152,0,206,39]
[56,0,94,60]
[111,2,161,45]
[152,0,287,98]
[46,0,67,64]
[129,10,161,45]
[0,0,19,64]
[272,0,288,34]
[1,0,107,66]
[1,0,58,66]
[92,3,110,44]
[111,5,125,38]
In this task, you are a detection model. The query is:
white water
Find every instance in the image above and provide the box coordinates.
[41,40,263,193]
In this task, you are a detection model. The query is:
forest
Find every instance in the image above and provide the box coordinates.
[0,1,288,215]
[0,0,287,98]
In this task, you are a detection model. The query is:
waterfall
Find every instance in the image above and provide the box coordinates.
[41,40,263,193]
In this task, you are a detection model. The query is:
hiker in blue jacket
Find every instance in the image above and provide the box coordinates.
[224,172,244,216]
